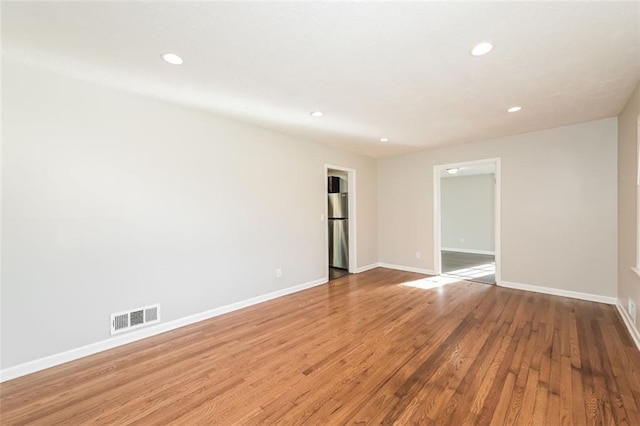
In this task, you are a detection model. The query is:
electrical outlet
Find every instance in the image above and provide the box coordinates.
[415,252,421,259]
[460,238,465,244]
[276,268,282,278]
[629,297,637,323]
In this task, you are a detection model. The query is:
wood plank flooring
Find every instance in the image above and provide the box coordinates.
[1,268,639,425]
[441,250,495,284]
[329,267,350,281]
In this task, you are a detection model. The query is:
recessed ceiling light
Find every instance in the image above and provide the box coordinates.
[470,42,493,57]
[379,137,389,142]
[507,106,522,113]
[162,53,183,65]
[310,111,324,117]
[447,168,460,174]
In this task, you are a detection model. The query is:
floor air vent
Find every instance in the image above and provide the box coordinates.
[110,304,160,335]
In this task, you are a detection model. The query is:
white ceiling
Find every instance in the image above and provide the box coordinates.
[3,1,639,158]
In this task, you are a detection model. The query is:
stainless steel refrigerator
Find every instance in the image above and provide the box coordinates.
[328,193,349,269]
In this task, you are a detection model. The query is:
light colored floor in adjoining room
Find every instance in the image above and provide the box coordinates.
[442,250,496,284]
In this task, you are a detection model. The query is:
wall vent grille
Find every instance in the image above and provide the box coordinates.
[110,304,160,335]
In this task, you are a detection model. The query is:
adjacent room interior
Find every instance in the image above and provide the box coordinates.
[327,168,351,281]
[439,162,497,284]
[1,1,639,424]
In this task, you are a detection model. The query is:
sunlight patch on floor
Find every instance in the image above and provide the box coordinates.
[400,275,462,290]
[443,263,495,279]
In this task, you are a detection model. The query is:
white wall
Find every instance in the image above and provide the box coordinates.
[618,81,640,326]
[0,56,624,373]
[378,118,618,297]
[1,59,378,369]
[441,174,495,253]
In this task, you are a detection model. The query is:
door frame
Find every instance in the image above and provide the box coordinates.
[433,158,501,283]
[325,164,357,274]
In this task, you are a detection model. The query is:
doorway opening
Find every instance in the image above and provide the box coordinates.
[326,165,356,280]
[434,159,501,285]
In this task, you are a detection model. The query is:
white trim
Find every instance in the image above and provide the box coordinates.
[354,263,378,273]
[433,158,501,283]
[441,247,495,255]
[616,299,640,351]
[498,280,617,305]
[636,117,640,277]
[0,277,328,383]
[637,117,640,186]
[325,164,357,274]
[433,165,441,275]
[377,262,436,276]
[495,161,502,284]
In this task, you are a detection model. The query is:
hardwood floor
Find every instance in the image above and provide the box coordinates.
[1,268,639,425]
[329,266,350,281]
[442,250,496,284]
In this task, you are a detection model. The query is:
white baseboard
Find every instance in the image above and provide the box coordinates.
[0,277,328,383]
[616,299,640,351]
[377,262,435,276]
[498,280,617,305]
[354,263,378,273]
[3,271,628,382]
[441,247,495,255]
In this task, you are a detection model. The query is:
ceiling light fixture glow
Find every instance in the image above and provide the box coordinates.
[470,42,493,56]
[379,137,389,142]
[447,168,460,174]
[507,106,522,113]
[162,53,183,65]
[310,111,324,117]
